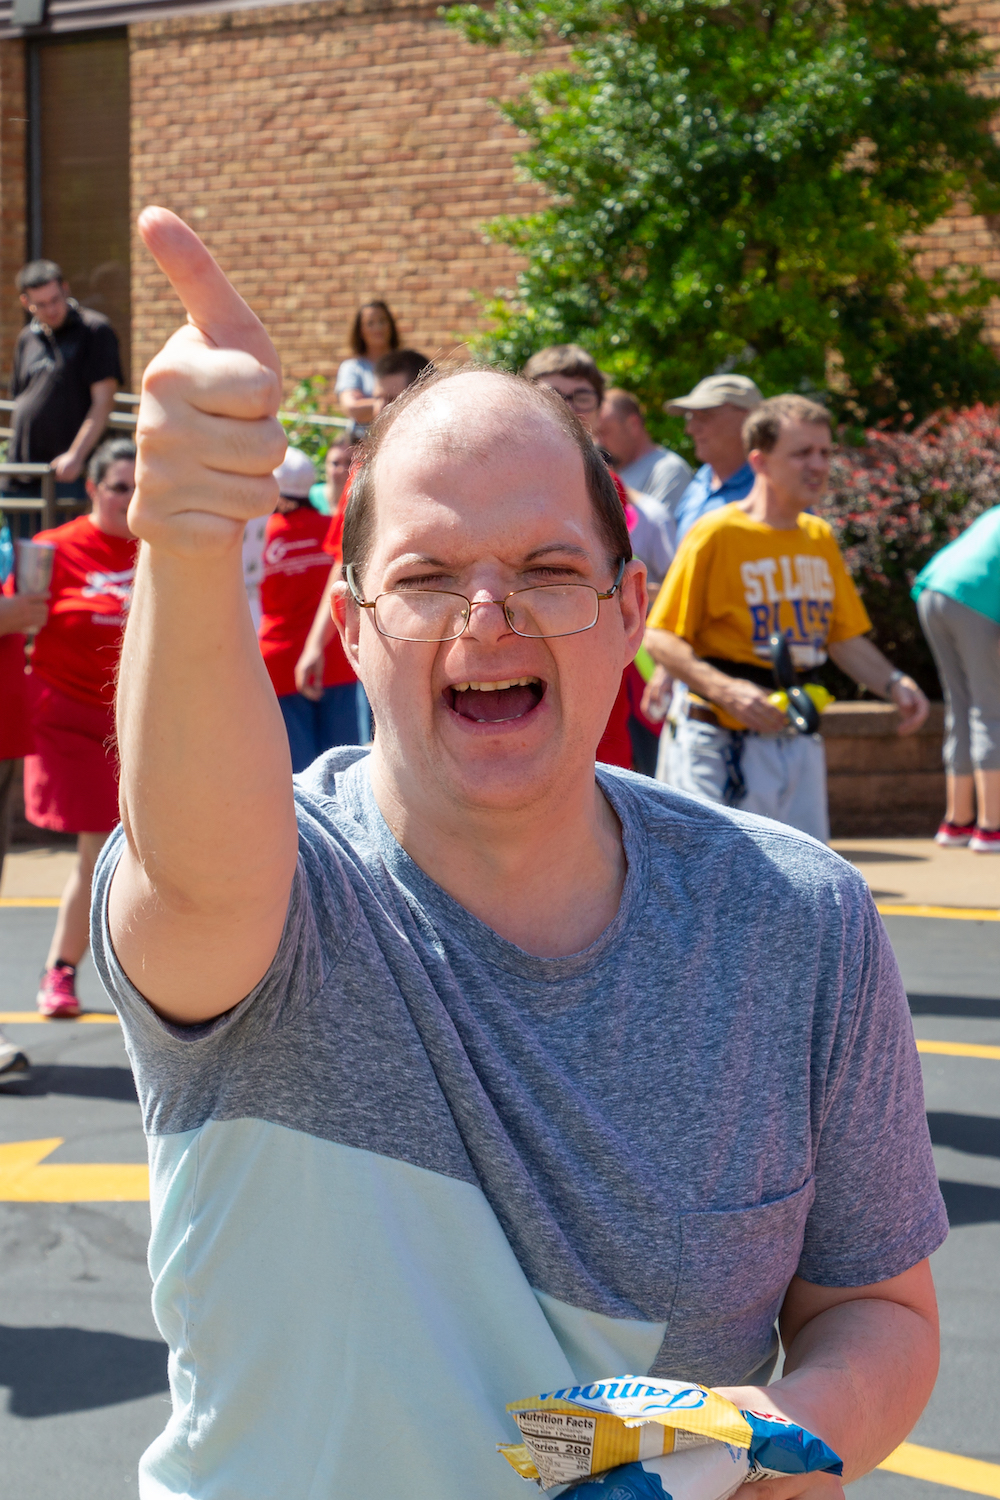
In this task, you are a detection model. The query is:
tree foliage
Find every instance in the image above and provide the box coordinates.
[447,0,1000,429]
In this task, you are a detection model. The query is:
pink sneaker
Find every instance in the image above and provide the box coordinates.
[935,820,976,847]
[37,964,81,1018]
[970,828,1000,853]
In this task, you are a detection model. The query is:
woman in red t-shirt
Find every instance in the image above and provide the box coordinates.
[0,553,48,1082]
[26,438,138,1018]
[259,449,363,772]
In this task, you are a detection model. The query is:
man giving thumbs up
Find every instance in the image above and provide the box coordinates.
[93,211,945,1500]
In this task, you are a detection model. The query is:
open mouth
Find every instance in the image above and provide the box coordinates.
[447,677,545,723]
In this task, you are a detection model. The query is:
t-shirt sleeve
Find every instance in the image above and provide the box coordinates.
[825,538,872,643]
[89,805,362,1137]
[646,527,712,638]
[797,889,947,1286]
[83,320,124,387]
[335,357,371,395]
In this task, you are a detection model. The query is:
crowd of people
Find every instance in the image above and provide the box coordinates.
[0,267,998,1097]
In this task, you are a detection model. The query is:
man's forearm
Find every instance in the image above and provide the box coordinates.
[68,381,117,463]
[718,1287,938,1485]
[643,627,735,704]
[827,636,900,697]
[111,542,297,1015]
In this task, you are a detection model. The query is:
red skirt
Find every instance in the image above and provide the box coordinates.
[23,680,119,834]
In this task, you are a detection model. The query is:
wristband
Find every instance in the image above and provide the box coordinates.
[885,668,905,693]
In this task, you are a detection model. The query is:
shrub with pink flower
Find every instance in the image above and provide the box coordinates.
[820,405,1000,695]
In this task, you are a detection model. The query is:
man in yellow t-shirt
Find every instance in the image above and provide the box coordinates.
[644,394,929,840]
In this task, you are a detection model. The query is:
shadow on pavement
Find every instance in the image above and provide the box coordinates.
[928,1112,1000,1159]
[939,1180,1000,1227]
[0,1325,168,1416]
[18,1066,138,1104]
[909,994,1000,1020]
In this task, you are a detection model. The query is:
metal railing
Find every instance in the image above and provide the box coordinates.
[0,462,60,530]
[0,393,351,537]
[111,391,351,431]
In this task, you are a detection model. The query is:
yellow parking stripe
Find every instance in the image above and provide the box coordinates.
[0,1011,119,1024]
[0,1138,148,1201]
[877,904,1000,921]
[880,1442,1000,1497]
[916,1039,1000,1060]
[0,896,61,907]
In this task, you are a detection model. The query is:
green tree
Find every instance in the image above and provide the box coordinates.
[447,0,1000,429]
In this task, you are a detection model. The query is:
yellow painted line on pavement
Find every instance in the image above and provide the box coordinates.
[0,1011,119,1024]
[0,1138,148,1201]
[0,896,61,907]
[876,903,1000,921]
[916,1039,1000,1060]
[880,1442,1000,1497]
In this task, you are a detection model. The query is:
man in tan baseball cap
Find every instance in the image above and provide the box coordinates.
[667,373,763,544]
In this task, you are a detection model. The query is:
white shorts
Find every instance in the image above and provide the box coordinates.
[666,715,830,843]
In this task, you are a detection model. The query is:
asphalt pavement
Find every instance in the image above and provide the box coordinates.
[0,902,997,1499]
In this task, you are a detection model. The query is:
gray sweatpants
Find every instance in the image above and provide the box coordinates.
[917,588,1000,774]
[667,715,829,842]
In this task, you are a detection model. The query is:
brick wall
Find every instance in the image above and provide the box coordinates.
[0,39,26,381]
[129,0,556,394]
[910,0,1000,346]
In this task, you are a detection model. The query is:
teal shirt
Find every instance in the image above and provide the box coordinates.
[308,480,331,515]
[912,505,1000,625]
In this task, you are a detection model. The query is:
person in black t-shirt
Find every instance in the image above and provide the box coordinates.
[4,259,123,501]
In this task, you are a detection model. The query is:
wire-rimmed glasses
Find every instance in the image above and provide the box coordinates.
[345,559,626,643]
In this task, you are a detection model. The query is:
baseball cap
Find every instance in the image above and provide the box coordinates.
[664,374,763,414]
[273,448,316,499]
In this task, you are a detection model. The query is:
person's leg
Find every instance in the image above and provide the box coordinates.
[45,831,107,969]
[0,758,31,1078]
[316,683,364,754]
[944,597,1000,847]
[736,733,786,825]
[917,590,975,836]
[654,720,674,784]
[0,756,17,882]
[38,831,108,1017]
[775,734,830,843]
[278,692,319,775]
[668,717,733,804]
[356,682,372,745]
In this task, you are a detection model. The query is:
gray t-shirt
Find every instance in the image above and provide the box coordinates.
[91,751,946,1500]
[618,446,693,515]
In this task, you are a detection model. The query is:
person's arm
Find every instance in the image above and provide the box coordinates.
[0,594,48,635]
[827,636,929,735]
[294,568,338,700]
[717,1259,939,1496]
[50,376,118,482]
[108,208,295,1027]
[644,626,787,734]
[337,387,374,424]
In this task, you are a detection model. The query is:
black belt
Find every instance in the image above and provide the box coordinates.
[702,656,823,689]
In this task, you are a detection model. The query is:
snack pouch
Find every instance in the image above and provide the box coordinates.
[499,1376,841,1494]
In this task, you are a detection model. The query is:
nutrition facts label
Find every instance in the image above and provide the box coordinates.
[514,1411,597,1487]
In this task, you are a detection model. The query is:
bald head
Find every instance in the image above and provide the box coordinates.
[342,367,631,588]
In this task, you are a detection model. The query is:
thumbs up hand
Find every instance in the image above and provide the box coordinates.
[130,207,288,557]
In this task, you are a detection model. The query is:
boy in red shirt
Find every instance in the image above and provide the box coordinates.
[259,449,362,771]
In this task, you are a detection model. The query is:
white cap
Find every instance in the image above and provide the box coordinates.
[664,374,763,414]
[273,448,316,499]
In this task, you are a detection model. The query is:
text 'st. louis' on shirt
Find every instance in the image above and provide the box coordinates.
[91,751,946,1500]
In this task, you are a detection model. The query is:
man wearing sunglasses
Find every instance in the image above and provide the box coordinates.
[93,211,945,1500]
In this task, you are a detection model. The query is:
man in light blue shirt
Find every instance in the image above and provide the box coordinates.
[669,375,762,542]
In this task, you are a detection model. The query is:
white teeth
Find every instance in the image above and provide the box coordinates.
[451,677,540,692]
